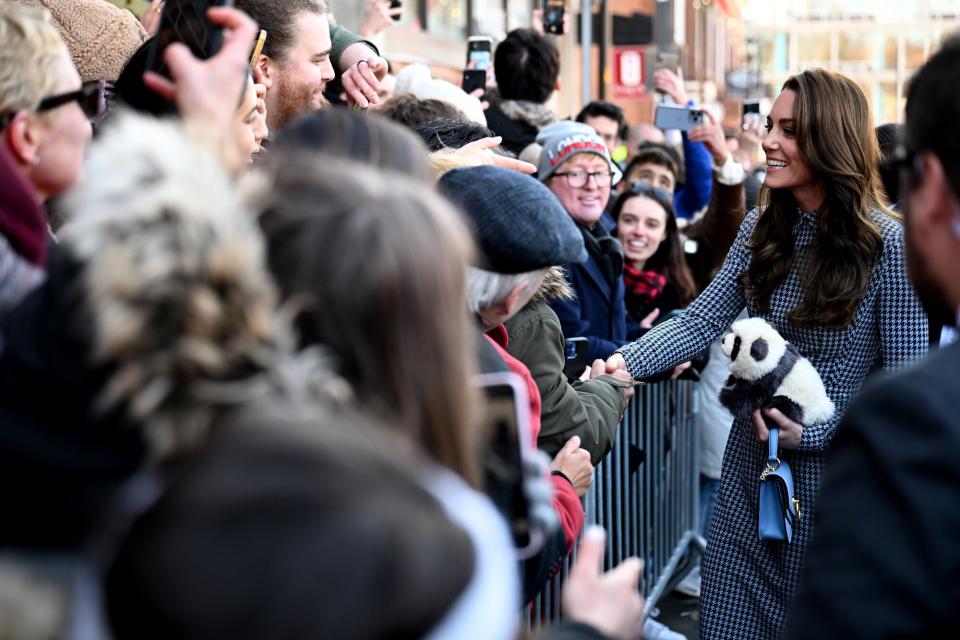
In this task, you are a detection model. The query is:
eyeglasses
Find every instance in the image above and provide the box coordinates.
[0,80,112,131]
[552,170,615,188]
[627,180,674,204]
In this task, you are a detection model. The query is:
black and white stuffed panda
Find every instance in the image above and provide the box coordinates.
[719,317,834,426]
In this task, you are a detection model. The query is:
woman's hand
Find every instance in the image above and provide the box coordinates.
[752,408,803,449]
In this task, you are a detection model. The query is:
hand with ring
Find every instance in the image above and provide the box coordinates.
[339,43,388,108]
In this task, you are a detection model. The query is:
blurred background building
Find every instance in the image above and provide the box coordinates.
[742,0,960,124]
[108,0,960,124]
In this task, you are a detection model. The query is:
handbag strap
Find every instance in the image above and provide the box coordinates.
[768,427,780,462]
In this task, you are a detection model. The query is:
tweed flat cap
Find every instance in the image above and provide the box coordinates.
[438,165,587,274]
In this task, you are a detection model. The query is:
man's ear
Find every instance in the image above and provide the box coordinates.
[253,54,275,89]
[3,112,42,168]
[554,78,561,92]
[499,281,529,320]
[912,152,953,235]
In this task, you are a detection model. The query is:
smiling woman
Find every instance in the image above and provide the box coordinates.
[610,183,695,339]
[612,68,928,640]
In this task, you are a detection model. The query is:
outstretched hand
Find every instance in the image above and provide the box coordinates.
[563,526,645,640]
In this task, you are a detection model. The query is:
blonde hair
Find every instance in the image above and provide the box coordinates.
[0,4,67,119]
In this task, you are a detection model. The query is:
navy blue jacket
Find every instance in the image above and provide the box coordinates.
[550,230,627,363]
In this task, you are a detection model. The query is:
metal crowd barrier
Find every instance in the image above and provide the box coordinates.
[529,379,706,626]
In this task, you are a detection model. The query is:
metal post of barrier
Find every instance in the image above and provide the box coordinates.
[526,378,705,627]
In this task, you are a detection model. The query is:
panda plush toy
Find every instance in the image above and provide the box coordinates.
[719,317,834,427]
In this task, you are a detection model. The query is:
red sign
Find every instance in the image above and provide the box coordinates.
[611,47,646,101]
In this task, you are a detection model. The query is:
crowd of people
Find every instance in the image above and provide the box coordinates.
[0,0,958,638]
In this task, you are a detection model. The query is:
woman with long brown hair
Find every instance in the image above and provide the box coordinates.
[610,182,696,338]
[608,69,928,638]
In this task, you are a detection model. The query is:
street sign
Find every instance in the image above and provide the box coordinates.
[611,46,646,100]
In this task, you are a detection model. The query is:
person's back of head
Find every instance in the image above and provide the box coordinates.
[105,410,476,640]
[18,0,145,83]
[233,0,327,63]
[58,112,279,456]
[374,92,469,130]
[273,107,433,181]
[257,155,480,486]
[0,3,69,124]
[904,35,960,202]
[875,123,901,206]
[414,118,494,152]
[494,29,559,105]
[437,165,585,327]
[114,39,179,117]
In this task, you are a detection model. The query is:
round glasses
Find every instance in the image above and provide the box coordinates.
[552,169,615,188]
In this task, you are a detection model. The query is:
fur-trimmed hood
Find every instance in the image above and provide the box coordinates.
[58,112,284,458]
[486,87,559,131]
[525,266,574,307]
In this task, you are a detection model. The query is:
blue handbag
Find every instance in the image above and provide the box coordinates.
[758,427,801,543]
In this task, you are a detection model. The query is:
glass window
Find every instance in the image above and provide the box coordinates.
[505,0,534,33]
[838,31,872,71]
[796,32,830,68]
[876,81,902,125]
[904,32,926,69]
[878,33,897,71]
[427,0,467,40]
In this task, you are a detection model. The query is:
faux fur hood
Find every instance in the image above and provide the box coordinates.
[58,112,283,459]
[487,87,559,131]
[525,266,574,307]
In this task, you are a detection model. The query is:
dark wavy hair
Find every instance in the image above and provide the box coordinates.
[611,183,696,305]
[744,69,893,328]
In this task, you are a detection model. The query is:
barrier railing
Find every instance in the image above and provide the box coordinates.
[529,379,706,625]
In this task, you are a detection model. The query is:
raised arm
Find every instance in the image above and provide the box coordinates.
[616,209,758,379]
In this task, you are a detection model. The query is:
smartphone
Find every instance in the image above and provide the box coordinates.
[146,0,233,77]
[462,36,492,94]
[543,0,565,35]
[249,29,266,67]
[563,337,590,379]
[654,51,680,74]
[742,100,761,131]
[654,104,704,131]
[476,372,538,552]
[389,0,402,21]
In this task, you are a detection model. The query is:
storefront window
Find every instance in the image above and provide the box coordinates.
[427,0,467,40]
[796,32,830,68]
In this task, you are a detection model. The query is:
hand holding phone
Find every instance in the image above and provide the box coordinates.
[142,5,257,169]
[543,0,565,35]
[462,36,492,95]
[563,337,590,379]
[145,0,234,79]
[742,100,761,131]
[654,104,704,132]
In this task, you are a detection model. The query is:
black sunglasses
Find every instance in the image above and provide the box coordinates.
[0,80,112,131]
[626,180,674,204]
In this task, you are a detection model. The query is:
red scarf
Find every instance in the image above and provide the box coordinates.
[0,145,47,266]
[623,263,667,309]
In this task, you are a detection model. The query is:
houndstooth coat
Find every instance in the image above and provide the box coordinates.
[618,207,928,639]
